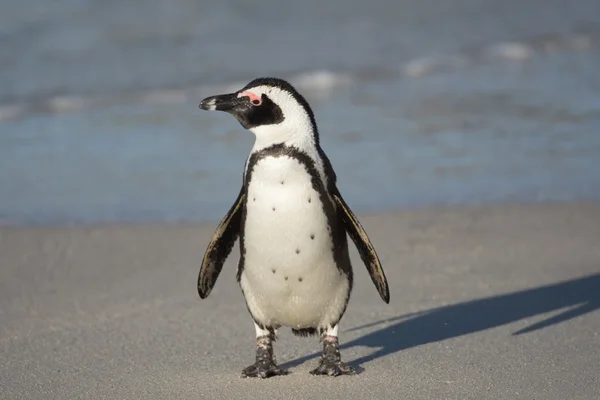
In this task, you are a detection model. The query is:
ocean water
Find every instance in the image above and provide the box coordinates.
[1,0,600,225]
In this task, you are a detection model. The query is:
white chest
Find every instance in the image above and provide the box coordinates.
[240,155,348,329]
[244,155,330,260]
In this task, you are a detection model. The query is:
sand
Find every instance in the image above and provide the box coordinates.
[1,202,599,399]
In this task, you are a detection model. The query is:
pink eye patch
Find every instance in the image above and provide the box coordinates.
[237,91,262,106]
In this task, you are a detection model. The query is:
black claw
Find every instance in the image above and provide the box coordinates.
[241,361,288,378]
[310,360,355,376]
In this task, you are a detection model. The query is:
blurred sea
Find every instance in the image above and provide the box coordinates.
[1,0,600,225]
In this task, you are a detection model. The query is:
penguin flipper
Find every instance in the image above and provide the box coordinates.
[333,192,390,303]
[197,188,245,299]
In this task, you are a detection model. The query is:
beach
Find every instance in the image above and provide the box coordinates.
[2,0,600,397]
[2,202,599,399]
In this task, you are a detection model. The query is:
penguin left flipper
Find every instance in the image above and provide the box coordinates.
[197,188,245,299]
[333,191,390,304]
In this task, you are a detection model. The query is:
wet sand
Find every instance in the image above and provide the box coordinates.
[1,202,599,399]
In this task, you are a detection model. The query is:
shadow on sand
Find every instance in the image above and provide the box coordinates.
[281,273,600,371]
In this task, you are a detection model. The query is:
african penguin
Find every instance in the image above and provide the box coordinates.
[197,77,389,378]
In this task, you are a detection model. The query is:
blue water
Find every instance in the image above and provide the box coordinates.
[1,0,600,225]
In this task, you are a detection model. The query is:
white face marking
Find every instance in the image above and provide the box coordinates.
[242,85,316,152]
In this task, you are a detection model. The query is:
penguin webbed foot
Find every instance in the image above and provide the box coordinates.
[241,359,288,379]
[310,335,356,377]
[310,358,355,376]
[241,334,288,379]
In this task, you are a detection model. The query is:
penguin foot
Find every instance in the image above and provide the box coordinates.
[241,360,288,379]
[241,334,288,379]
[309,359,355,376]
[309,335,356,377]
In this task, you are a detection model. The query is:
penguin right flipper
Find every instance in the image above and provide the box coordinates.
[197,188,245,299]
[333,191,390,304]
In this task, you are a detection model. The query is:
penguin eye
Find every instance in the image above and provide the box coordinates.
[251,99,261,106]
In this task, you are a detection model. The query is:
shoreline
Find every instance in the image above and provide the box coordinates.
[1,199,599,229]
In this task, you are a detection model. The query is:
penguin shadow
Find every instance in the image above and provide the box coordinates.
[280,273,600,373]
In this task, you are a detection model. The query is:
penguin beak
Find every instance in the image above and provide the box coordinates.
[199,93,245,112]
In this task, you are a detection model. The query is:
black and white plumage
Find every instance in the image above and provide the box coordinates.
[197,77,389,378]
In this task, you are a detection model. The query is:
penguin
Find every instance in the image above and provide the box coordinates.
[197,77,389,378]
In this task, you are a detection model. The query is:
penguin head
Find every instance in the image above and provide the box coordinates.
[199,78,319,147]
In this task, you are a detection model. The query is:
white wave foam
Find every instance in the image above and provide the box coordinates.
[141,89,188,104]
[402,55,469,77]
[402,57,441,77]
[292,70,352,91]
[0,105,24,122]
[47,96,91,113]
[569,35,592,51]
[485,42,534,61]
[0,31,597,123]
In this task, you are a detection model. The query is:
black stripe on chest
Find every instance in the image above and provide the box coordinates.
[244,143,333,201]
